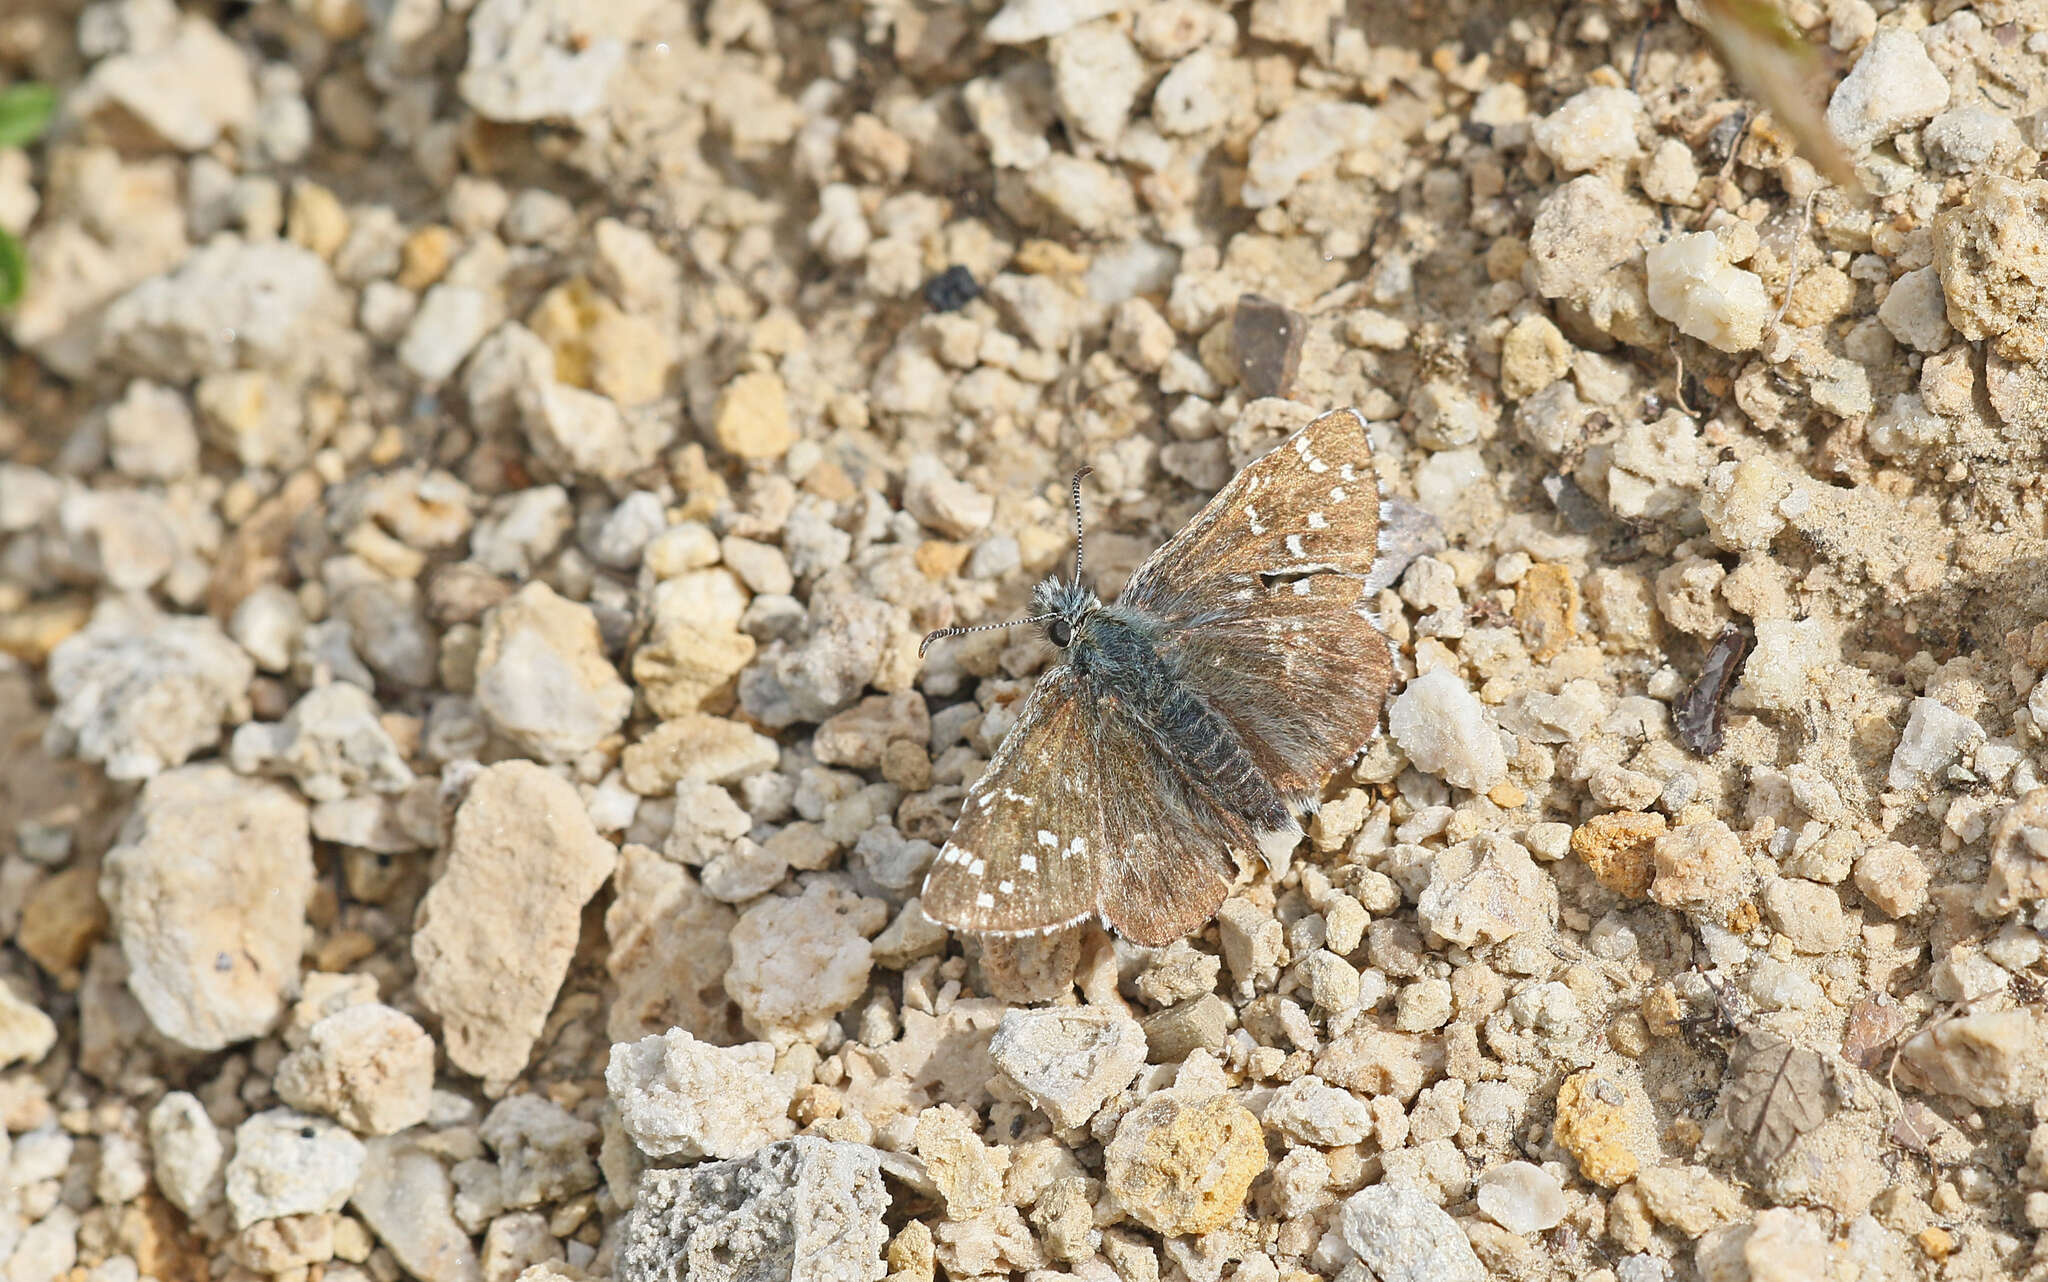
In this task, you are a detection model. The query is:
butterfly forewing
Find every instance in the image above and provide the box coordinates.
[921,668,1102,935]
[1120,407,1381,612]
[1123,406,1392,800]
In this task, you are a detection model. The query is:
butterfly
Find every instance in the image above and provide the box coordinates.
[918,407,1396,947]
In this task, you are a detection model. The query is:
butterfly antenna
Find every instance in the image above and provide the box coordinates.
[919,613,1057,658]
[1068,465,1093,583]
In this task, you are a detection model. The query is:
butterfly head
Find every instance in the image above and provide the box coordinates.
[918,464,1103,659]
[1029,575,1099,648]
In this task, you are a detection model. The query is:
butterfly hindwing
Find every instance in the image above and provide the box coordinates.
[1093,691,1247,947]
[1121,406,1392,800]
[1158,578,1395,798]
[921,667,1102,936]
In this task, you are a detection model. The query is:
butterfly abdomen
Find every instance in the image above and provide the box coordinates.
[1076,608,1292,836]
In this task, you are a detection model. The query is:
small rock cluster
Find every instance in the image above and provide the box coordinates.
[3,1,2048,1282]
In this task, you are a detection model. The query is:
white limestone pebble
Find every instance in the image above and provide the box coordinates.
[739,593,900,728]
[1826,27,1949,152]
[230,682,416,802]
[1645,231,1771,353]
[100,238,344,382]
[274,1003,436,1136]
[1417,834,1553,948]
[605,1028,796,1161]
[1476,1161,1567,1234]
[1900,1008,2048,1108]
[1388,668,1508,793]
[902,454,994,538]
[1262,1075,1374,1147]
[1731,619,1838,714]
[148,1092,227,1218]
[1337,1183,1485,1282]
[45,601,254,781]
[412,761,618,1080]
[473,581,633,763]
[1876,266,1953,353]
[1699,456,1792,553]
[988,1005,1148,1130]
[349,1137,481,1282]
[1240,101,1381,209]
[724,881,885,1040]
[0,981,57,1068]
[1048,22,1144,144]
[1887,697,1986,794]
[398,283,498,385]
[225,1109,367,1229]
[99,764,312,1050]
[985,0,1122,44]
[1531,86,1645,173]
[458,0,650,122]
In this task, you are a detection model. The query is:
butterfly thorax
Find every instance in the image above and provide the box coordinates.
[1058,602,1295,839]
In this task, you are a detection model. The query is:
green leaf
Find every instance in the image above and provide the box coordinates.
[0,226,25,309]
[0,82,57,149]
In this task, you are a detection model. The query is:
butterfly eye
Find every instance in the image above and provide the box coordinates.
[1048,619,1073,647]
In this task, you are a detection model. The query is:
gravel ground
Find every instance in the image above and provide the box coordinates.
[4,1,2048,1280]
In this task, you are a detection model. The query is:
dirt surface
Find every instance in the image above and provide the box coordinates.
[3,1,2048,1280]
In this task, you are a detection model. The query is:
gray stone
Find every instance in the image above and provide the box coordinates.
[480,1094,602,1208]
[230,682,415,802]
[99,765,312,1050]
[740,594,898,728]
[618,1138,887,1282]
[45,601,253,781]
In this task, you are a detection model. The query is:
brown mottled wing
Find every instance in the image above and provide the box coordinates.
[922,667,1102,936]
[1121,407,1382,602]
[1093,691,1248,947]
[1120,406,1393,800]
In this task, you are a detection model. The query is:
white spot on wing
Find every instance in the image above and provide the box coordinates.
[1285,533,1306,557]
[976,892,995,908]
[1036,829,1057,847]
[1307,512,1327,530]
[1245,504,1266,535]
[1293,578,1312,596]
[998,880,1014,894]
[1020,853,1038,872]
[968,858,985,877]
